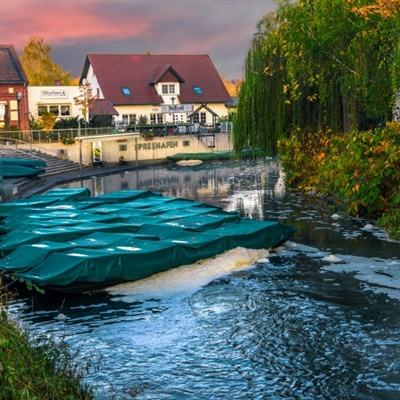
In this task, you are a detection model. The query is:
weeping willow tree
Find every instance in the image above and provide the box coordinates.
[234,0,400,155]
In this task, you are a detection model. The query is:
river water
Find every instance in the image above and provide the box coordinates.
[8,160,400,399]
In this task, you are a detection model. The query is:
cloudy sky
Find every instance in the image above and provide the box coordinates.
[1,0,276,79]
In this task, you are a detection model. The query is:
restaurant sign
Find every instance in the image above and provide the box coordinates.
[161,104,193,113]
[40,88,68,99]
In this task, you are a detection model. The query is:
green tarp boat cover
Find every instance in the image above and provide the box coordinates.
[0,157,48,178]
[167,149,263,162]
[0,188,295,292]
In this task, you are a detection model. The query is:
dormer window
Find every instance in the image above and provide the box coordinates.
[193,86,202,95]
[121,87,131,96]
[162,84,175,94]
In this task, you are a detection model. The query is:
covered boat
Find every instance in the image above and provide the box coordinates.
[0,188,295,292]
[167,149,262,162]
[0,157,47,178]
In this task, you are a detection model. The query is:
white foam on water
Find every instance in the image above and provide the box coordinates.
[106,247,269,302]
[323,255,400,300]
[322,254,343,263]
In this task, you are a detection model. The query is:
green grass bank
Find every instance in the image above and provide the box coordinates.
[0,287,93,400]
[278,122,400,239]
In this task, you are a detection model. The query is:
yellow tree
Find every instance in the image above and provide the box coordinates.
[20,37,73,85]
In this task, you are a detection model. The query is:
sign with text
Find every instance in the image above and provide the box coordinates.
[40,88,68,99]
[135,141,178,151]
[161,104,193,113]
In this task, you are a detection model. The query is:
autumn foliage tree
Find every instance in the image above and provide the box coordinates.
[234,0,400,155]
[20,37,73,86]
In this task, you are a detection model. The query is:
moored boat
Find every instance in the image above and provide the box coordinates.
[0,189,295,293]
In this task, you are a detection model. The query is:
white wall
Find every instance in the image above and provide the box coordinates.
[23,132,232,165]
[28,86,83,120]
[85,64,104,99]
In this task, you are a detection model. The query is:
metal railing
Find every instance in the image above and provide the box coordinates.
[0,127,117,143]
[0,137,60,159]
[0,122,233,143]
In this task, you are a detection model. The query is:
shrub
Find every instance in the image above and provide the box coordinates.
[278,123,400,238]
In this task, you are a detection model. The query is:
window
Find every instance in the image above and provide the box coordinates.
[169,84,175,94]
[150,113,163,124]
[37,104,71,117]
[200,112,206,124]
[122,115,129,124]
[162,85,169,94]
[192,113,199,123]
[96,88,100,98]
[60,105,71,116]
[128,114,136,125]
[193,86,202,95]
[173,113,184,124]
[38,105,47,116]
[183,140,190,147]
[49,105,59,115]
[119,144,127,151]
[121,87,131,96]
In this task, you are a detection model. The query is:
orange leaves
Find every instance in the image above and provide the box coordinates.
[316,152,326,162]
[348,0,400,19]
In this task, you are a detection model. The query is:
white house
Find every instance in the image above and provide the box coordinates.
[80,53,230,128]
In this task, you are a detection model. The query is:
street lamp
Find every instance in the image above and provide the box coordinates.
[16,91,22,131]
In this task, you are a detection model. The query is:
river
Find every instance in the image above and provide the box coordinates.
[8,160,400,399]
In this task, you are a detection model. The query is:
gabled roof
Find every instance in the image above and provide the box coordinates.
[89,99,118,116]
[150,65,185,84]
[81,54,230,105]
[0,45,27,84]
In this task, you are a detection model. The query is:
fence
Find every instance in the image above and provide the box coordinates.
[0,127,116,143]
[0,122,233,144]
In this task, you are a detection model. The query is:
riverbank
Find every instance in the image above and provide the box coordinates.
[0,285,93,399]
[278,123,400,239]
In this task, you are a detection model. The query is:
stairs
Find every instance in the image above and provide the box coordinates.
[0,149,82,197]
[34,150,81,177]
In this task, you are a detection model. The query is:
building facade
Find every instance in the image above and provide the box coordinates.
[28,86,84,121]
[80,54,230,128]
[0,45,29,131]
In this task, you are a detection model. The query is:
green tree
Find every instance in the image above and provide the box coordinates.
[20,37,73,85]
[234,0,400,155]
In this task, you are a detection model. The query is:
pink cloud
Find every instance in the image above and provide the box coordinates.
[0,2,151,48]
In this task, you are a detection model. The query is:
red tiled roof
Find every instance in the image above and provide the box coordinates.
[81,54,230,105]
[0,45,27,84]
[89,99,118,116]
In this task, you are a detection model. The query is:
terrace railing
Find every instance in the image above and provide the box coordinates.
[0,127,117,143]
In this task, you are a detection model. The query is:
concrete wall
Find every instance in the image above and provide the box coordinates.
[27,132,232,166]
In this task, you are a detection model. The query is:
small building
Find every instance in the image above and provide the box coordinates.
[28,86,83,121]
[80,54,230,129]
[0,45,29,130]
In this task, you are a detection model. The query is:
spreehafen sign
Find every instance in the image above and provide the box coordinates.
[135,141,178,150]
[40,89,68,99]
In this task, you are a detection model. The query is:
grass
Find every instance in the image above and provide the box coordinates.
[0,285,93,400]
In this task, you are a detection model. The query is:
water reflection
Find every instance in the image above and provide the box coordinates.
[7,159,400,399]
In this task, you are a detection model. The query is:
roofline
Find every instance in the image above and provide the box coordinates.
[0,45,28,84]
[112,100,230,106]
[79,55,91,84]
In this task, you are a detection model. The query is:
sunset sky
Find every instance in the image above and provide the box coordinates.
[1,0,276,80]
